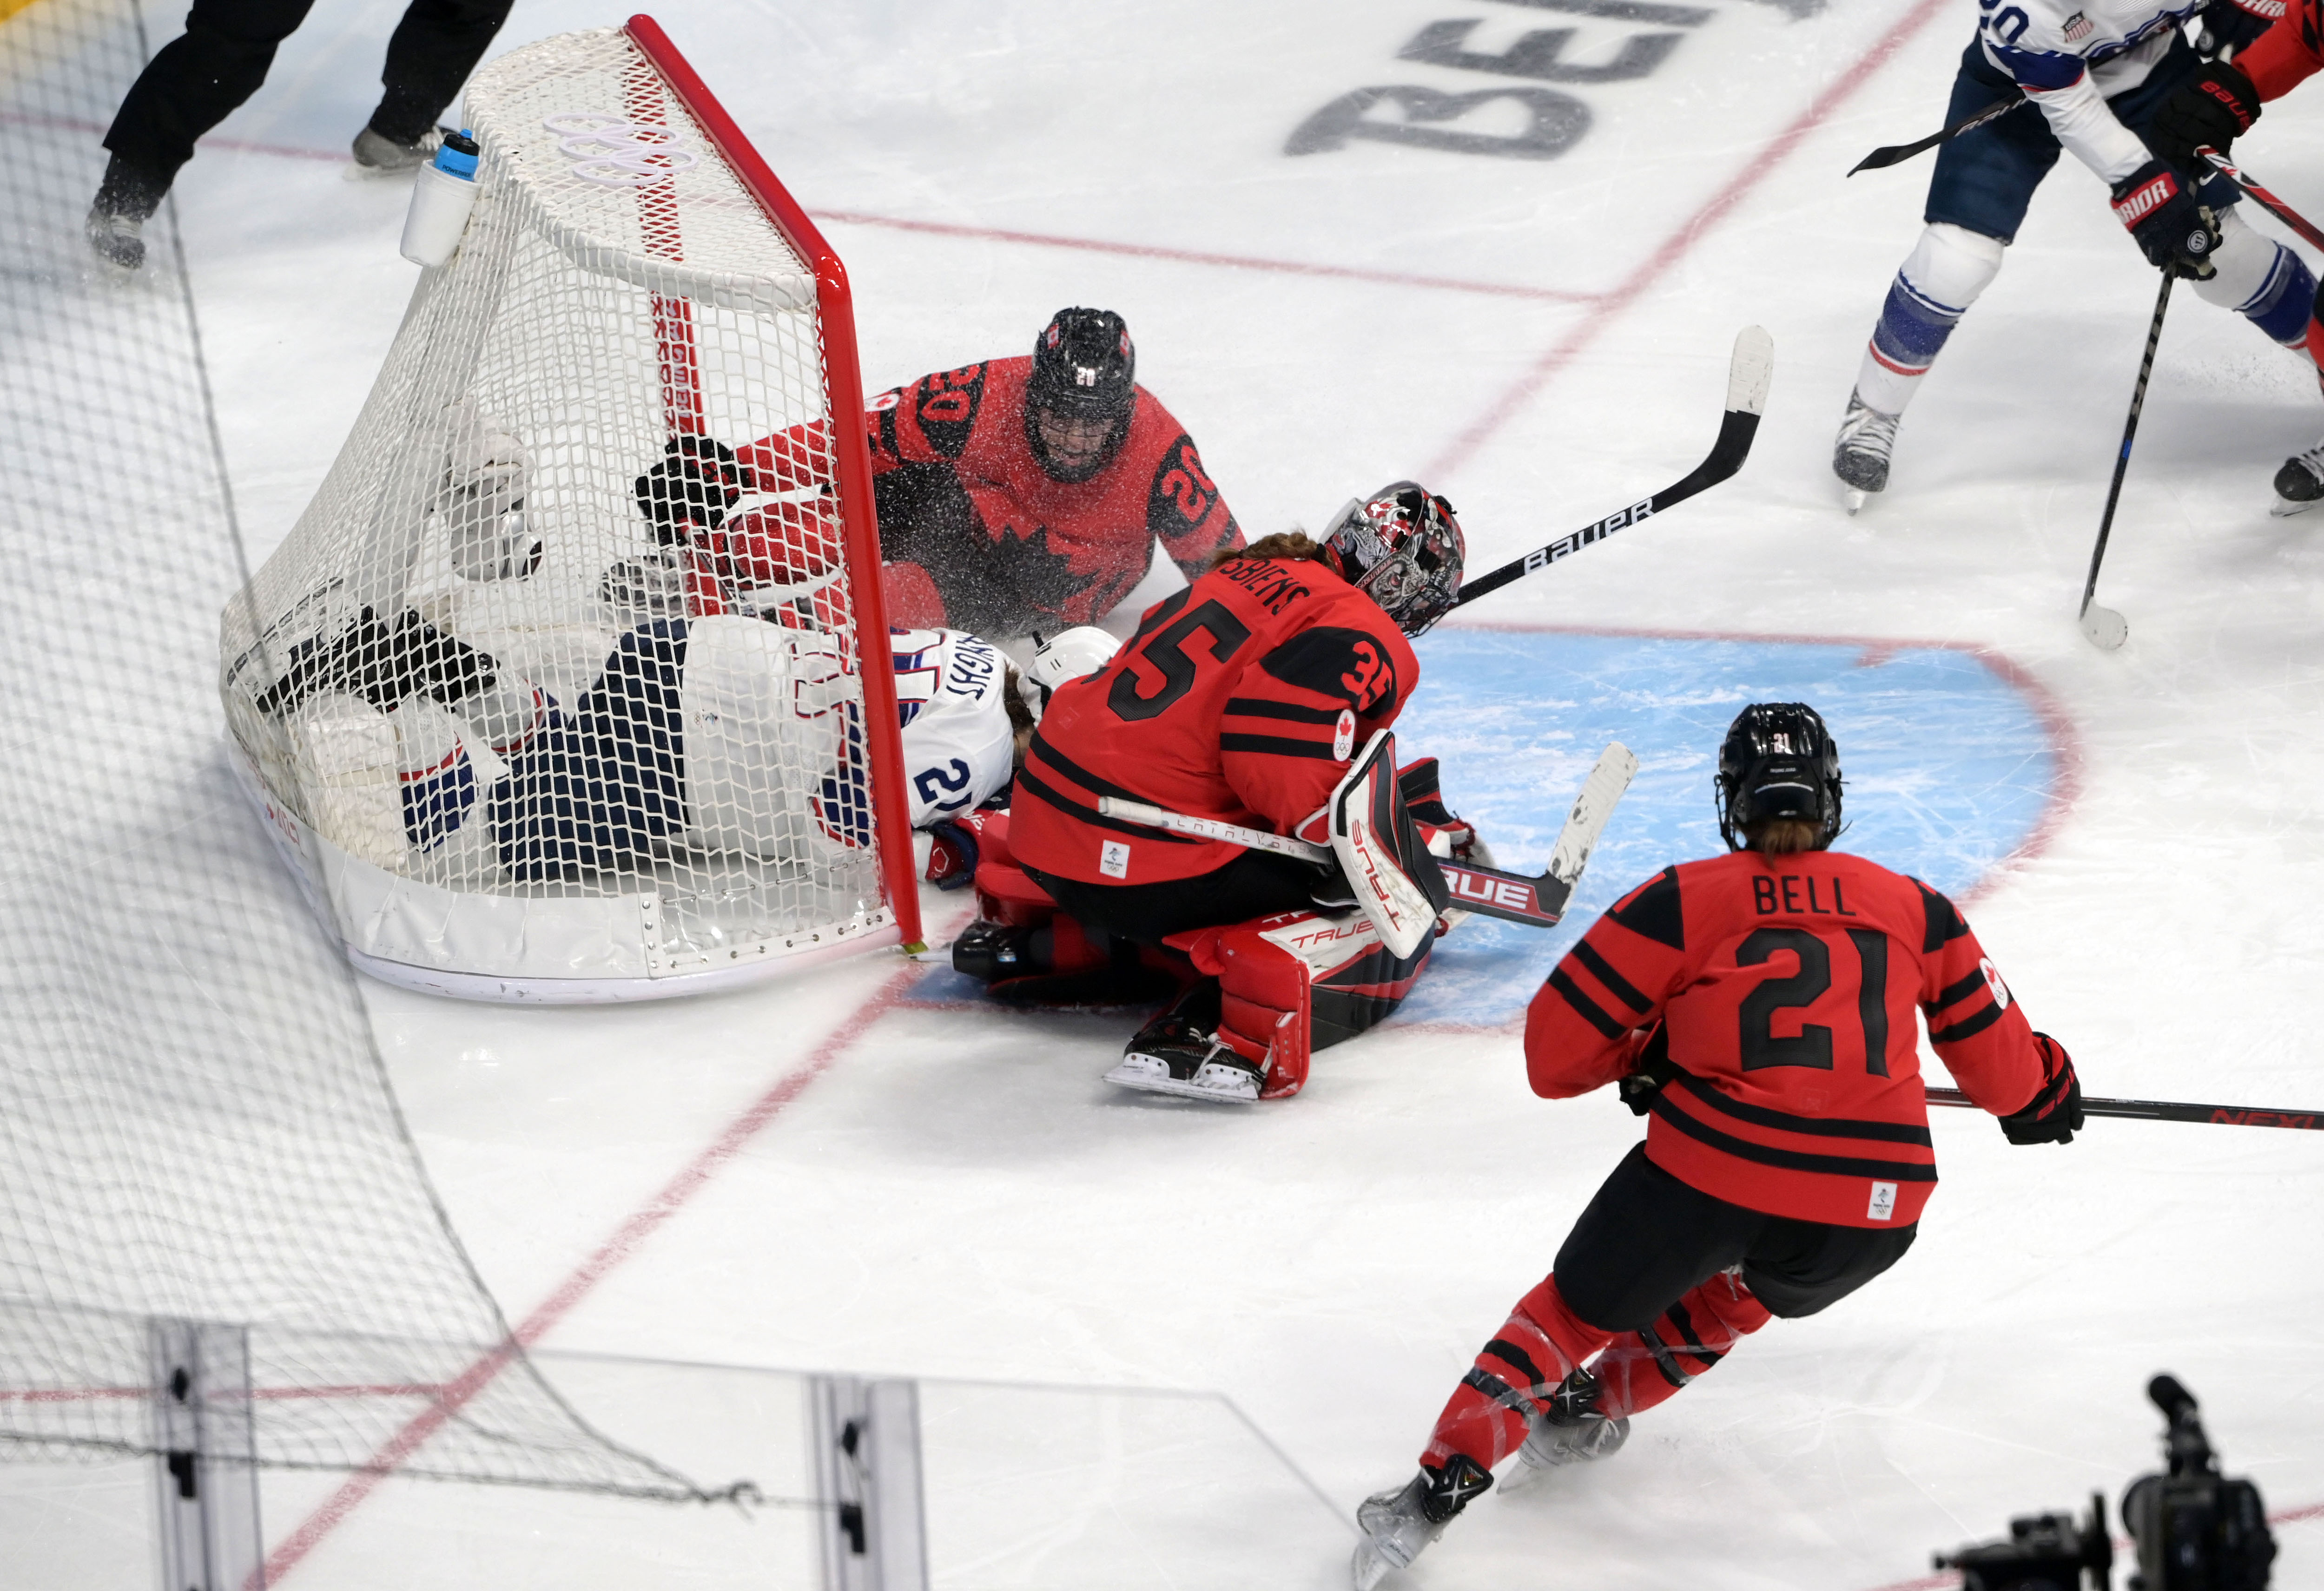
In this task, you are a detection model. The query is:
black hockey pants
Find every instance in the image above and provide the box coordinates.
[1553,1144,1917,1332]
[104,0,514,186]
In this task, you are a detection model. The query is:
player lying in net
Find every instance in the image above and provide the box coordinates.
[1831,0,2315,510]
[629,306,1244,640]
[249,434,1035,880]
[942,483,1486,1105]
[1348,702,2084,1588]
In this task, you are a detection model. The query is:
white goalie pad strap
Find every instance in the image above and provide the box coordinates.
[1327,729,1445,960]
[680,615,851,861]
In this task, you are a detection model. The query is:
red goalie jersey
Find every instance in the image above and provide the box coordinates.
[1011,551,1417,888]
[1525,851,2047,1229]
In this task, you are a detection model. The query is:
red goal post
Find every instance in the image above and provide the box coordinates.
[625,12,923,953]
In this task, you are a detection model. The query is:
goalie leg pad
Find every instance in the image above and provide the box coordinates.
[1330,730,1449,959]
[1168,907,1435,1099]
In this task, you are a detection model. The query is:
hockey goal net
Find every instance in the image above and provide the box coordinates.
[220,16,919,999]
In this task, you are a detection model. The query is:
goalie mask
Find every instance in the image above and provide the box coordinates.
[1715,702,1844,851]
[1320,482,1465,636]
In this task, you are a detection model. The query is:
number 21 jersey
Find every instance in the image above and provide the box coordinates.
[1526,850,2047,1228]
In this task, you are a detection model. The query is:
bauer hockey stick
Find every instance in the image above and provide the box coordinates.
[1925,1086,2324,1132]
[1095,742,1638,931]
[1848,89,2028,176]
[2078,269,2173,651]
[2196,147,2324,252]
[1451,327,1772,608]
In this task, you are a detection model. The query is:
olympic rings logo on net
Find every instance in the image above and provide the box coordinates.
[541,112,699,188]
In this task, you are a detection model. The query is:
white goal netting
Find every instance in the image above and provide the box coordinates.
[221,25,913,1000]
[0,0,717,1500]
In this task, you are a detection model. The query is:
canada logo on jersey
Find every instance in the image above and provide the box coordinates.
[1980,956,2013,1010]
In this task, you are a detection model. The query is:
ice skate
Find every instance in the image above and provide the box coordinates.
[352,124,442,173]
[1105,1012,1262,1104]
[1351,1458,1491,1589]
[84,206,145,272]
[2271,439,2324,516]
[1832,390,1901,514]
[949,920,1040,983]
[1516,1367,1631,1473]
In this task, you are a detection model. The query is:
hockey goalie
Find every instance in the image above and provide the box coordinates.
[944,483,1488,1105]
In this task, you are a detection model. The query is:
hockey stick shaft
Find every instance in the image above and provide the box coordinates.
[1095,743,1637,932]
[1925,1086,2324,1131]
[2197,147,2324,252]
[1452,327,1772,607]
[1848,89,2027,176]
[2080,270,2173,627]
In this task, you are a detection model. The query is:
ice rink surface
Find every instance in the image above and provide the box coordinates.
[73,0,2324,1581]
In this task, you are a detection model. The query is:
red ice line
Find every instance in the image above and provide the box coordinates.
[252,951,939,1588]
[1423,0,1961,480]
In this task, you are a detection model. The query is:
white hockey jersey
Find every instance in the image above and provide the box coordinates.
[890,628,1017,827]
[1977,0,2210,184]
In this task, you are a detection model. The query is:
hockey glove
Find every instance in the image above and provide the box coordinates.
[633,434,755,542]
[2197,0,2284,57]
[921,820,980,892]
[2146,62,2262,174]
[252,606,494,717]
[2111,160,2223,278]
[1617,1024,1677,1117]
[1998,1032,2084,1145]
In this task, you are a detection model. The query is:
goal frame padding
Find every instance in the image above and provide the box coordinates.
[627,12,924,951]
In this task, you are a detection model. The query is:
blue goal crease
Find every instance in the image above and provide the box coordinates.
[1388,631,2060,1029]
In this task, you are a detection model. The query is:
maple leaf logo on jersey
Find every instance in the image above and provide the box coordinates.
[2062,10,2093,39]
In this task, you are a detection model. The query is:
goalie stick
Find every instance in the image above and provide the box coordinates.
[1926,1085,2324,1132]
[1451,327,1772,607]
[1096,742,1638,932]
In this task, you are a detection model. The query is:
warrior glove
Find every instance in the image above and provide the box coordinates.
[2147,61,2262,173]
[2111,161,2222,278]
[634,434,754,542]
[1999,1032,2084,1145]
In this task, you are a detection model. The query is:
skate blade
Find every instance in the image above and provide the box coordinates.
[2271,494,2318,518]
[1350,1539,1396,1591]
[1103,1058,1259,1104]
[2078,602,2128,651]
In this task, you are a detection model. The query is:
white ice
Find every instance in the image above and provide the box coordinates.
[32,0,2324,1584]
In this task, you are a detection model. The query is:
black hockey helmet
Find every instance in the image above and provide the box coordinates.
[1025,307,1136,480]
[1320,481,1466,636]
[1715,702,1843,851]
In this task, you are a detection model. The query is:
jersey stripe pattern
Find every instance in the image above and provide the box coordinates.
[1010,556,1416,887]
[1525,850,2045,1228]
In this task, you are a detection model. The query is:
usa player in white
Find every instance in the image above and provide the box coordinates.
[1832,0,2312,508]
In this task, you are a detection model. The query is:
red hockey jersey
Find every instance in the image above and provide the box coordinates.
[2234,0,2321,99]
[1010,554,1417,887]
[1525,849,2047,1229]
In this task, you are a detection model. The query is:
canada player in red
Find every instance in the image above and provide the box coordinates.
[864,306,1243,636]
[947,484,1479,1103]
[627,307,1241,638]
[2145,8,2324,508]
[1350,703,2084,1588]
